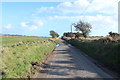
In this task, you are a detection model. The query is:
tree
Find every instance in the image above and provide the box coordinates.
[50,30,59,38]
[74,20,92,38]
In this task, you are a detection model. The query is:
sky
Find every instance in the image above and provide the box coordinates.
[1,0,120,37]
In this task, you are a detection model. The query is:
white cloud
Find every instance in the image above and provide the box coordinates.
[37,7,54,13]
[87,0,118,14]
[4,24,12,29]
[21,22,28,27]
[48,14,117,31]
[85,15,118,30]
[36,0,89,14]
[20,19,44,30]
[35,0,119,15]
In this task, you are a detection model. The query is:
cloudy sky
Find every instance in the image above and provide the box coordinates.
[1,0,119,37]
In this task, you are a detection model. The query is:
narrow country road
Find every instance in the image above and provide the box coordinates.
[36,39,116,78]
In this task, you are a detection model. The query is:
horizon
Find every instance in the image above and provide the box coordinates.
[1,0,119,37]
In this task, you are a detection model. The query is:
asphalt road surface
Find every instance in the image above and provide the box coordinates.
[36,39,116,78]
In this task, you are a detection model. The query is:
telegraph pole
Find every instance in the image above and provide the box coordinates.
[70,23,75,39]
[70,24,73,39]
[70,23,76,39]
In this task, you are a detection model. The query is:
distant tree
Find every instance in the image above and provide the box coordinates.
[74,20,92,38]
[50,30,59,38]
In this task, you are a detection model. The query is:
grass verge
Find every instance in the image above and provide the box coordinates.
[64,38,120,75]
[1,36,59,78]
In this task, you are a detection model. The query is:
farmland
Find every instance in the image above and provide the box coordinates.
[0,36,59,78]
[63,37,120,74]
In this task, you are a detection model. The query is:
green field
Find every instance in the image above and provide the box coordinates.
[0,36,59,78]
[63,38,120,74]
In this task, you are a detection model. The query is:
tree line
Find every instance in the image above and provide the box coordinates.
[49,20,92,38]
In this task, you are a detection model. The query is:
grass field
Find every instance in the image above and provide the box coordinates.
[63,37,120,74]
[0,36,59,78]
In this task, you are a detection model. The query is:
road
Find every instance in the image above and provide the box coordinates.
[36,39,116,78]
